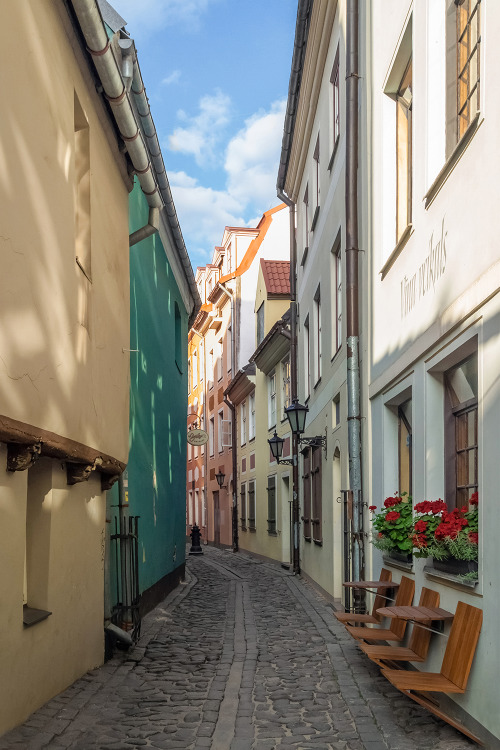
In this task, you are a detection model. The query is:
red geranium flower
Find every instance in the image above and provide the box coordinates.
[469,492,479,506]
[468,532,478,544]
[414,519,427,532]
[369,505,377,512]
[385,511,401,522]
[384,496,401,508]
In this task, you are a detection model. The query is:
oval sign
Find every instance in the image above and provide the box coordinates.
[187,429,209,446]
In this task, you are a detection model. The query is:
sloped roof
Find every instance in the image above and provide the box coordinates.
[261,259,290,296]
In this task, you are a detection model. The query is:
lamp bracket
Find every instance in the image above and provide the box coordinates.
[276,458,294,466]
[298,430,327,458]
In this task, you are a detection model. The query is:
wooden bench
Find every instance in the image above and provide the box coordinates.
[335,568,394,625]
[381,601,483,744]
[358,587,440,666]
[345,576,415,642]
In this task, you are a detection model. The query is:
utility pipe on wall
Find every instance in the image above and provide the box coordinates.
[129,206,160,247]
[345,0,364,591]
[277,189,300,575]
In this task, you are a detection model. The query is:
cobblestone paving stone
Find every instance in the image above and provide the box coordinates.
[0,547,476,750]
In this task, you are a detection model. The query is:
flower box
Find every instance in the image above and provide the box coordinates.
[432,558,478,576]
[389,551,413,564]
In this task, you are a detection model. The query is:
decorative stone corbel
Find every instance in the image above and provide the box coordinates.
[101,472,120,491]
[7,442,42,472]
[67,456,103,485]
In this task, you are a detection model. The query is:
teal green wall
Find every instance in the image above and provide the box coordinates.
[112,180,188,596]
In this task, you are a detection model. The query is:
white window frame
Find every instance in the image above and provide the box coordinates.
[313,286,322,384]
[249,391,256,440]
[304,315,310,399]
[241,400,247,446]
[282,356,291,419]
[268,371,277,429]
[209,416,215,457]
[218,409,224,453]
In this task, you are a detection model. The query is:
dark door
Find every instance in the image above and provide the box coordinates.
[213,491,220,546]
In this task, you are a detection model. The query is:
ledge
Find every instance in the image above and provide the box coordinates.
[311,205,320,232]
[379,224,413,280]
[23,606,51,627]
[423,563,478,590]
[424,112,482,209]
[328,138,339,171]
[301,246,309,266]
[383,555,413,572]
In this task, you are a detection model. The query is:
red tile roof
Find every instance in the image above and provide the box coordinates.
[261,259,290,296]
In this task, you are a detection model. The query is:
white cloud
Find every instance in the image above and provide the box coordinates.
[225,100,286,208]
[168,90,231,166]
[161,70,181,86]
[167,100,287,266]
[110,0,217,36]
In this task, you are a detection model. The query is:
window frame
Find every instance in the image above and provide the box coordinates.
[267,475,277,535]
[248,480,256,530]
[268,371,277,429]
[249,391,256,440]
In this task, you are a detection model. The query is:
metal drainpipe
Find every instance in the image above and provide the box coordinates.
[129,206,160,247]
[218,281,239,553]
[277,189,300,575]
[345,0,364,597]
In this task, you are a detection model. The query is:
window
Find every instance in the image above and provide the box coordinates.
[267,475,277,535]
[199,340,204,381]
[240,483,247,529]
[311,446,323,544]
[208,349,214,386]
[221,416,232,448]
[227,325,232,372]
[302,449,311,541]
[332,243,342,354]
[398,399,412,496]
[304,315,310,399]
[396,60,412,243]
[330,47,340,159]
[218,410,224,453]
[241,401,247,445]
[74,94,91,275]
[24,460,52,626]
[312,135,320,230]
[248,480,256,530]
[257,302,265,345]
[188,359,191,394]
[249,392,256,439]
[268,372,277,428]
[192,350,198,388]
[282,357,291,418]
[217,338,223,381]
[446,0,481,154]
[209,416,215,457]
[303,184,309,252]
[313,287,322,384]
[201,488,206,527]
[444,354,478,509]
[174,302,182,372]
[333,394,340,428]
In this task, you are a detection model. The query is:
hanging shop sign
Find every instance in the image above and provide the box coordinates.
[187,429,209,446]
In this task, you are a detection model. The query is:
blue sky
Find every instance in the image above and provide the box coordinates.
[110,0,297,268]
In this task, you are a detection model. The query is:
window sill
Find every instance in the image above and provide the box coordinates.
[267,531,278,537]
[423,563,478,589]
[304,536,312,543]
[311,205,320,232]
[314,377,322,390]
[23,606,52,627]
[313,539,323,547]
[424,112,482,209]
[330,346,341,365]
[248,527,256,533]
[383,555,413,573]
[301,246,309,267]
[328,138,339,171]
[380,224,413,280]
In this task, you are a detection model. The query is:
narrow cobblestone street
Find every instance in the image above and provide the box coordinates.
[1,548,475,750]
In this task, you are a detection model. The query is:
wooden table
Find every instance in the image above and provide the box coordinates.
[343,580,400,590]
[376,605,454,622]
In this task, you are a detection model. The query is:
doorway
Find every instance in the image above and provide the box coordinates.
[281,475,292,567]
[213,491,220,546]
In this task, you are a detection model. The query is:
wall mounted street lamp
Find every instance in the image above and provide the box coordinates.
[215,471,227,489]
[267,399,327,465]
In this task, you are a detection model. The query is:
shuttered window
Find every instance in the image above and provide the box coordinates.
[311,446,323,544]
[267,475,277,535]
[240,483,247,529]
[302,449,311,541]
[248,480,256,530]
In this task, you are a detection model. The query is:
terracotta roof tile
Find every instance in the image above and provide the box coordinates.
[261,259,290,296]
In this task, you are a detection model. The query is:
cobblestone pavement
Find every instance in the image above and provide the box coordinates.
[0,547,476,750]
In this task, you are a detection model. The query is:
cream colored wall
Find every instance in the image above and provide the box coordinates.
[369,1,500,740]
[0,449,106,733]
[0,0,130,462]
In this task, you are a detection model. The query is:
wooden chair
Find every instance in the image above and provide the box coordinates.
[345,575,415,642]
[334,568,393,625]
[358,587,440,666]
[381,602,483,744]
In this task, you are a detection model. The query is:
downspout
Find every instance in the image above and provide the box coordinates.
[277,189,300,575]
[129,206,160,247]
[345,0,364,592]
[218,282,239,553]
